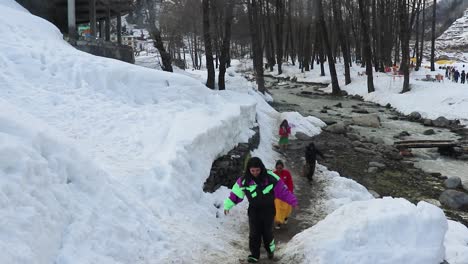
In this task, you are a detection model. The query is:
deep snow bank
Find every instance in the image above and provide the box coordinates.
[282,197,448,264]
[0,1,256,262]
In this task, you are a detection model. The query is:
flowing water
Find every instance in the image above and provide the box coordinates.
[265,77,468,185]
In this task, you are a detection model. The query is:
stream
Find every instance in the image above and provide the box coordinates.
[265,77,468,185]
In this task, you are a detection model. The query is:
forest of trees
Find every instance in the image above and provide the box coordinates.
[127,0,447,94]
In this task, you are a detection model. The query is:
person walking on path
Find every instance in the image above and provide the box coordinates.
[455,70,460,83]
[278,119,291,152]
[273,160,294,230]
[224,157,298,263]
[304,142,325,183]
[461,70,466,84]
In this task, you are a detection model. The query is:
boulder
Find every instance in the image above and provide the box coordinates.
[346,133,361,141]
[324,122,348,134]
[408,111,422,121]
[352,114,381,128]
[463,181,468,192]
[444,176,462,189]
[423,119,433,126]
[367,167,378,173]
[432,116,451,128]
[439,190,468,210]
[423,129,435,135]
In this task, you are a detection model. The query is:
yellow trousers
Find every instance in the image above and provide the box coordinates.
[274,198,292,224]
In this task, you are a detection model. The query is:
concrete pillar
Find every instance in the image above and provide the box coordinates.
[99,20,105,38]
[67,0,76,39]
[105,7,111,41]
[117,10,122,45]
[89,0,96,37]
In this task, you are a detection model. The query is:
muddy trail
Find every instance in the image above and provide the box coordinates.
[266,77,468,226]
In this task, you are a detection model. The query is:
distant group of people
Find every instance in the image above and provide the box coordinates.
[445,66,467,84]
[224,119,324,263]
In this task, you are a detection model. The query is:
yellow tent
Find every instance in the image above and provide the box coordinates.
[435,59,456,65]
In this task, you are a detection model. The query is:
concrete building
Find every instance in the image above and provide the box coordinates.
[16,0,135,63]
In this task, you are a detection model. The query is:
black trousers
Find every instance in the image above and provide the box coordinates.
[248,208,275,259]
[306,160,316,181]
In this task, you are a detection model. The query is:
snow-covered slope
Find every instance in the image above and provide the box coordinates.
[437,9,468,51]
[0,1,257,263]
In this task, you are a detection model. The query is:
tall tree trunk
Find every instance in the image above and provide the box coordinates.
[218,0,235,90]
[332,0,351,84]
[430,0,436,71]
[249,0,266,93]
[358,0,375,93]
[275,0,284,75]
[203,0,215,89]
[399,0,410,93]
[146,0,172,72]
[418,0,425,69]
[318,0,341,95]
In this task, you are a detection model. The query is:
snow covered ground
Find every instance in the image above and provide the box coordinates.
[2,1,468,263]
[266,62,468,126]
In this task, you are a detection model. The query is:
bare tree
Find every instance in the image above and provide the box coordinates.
[145,0,173,72]
[203,0,215,89]
[358,0,375,93]
[430,0,436,71]
[218,0,236,90]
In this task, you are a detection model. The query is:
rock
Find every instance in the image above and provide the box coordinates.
[346,133,361,141]
[368,190,381,198]
[378,109,385,112]
[439,190,468,210]
[352,141,365,148]
[408,111,422,120]
[396,131,410,138]
[444,176,462,189]
[369,161,386,168]
[457,154,468,161]
[368,136,385,144]
[354,147,377,155]
[291,76,298,82]
[300,91,313,95]
[423,129,435,135]
[321,118,337,125]
[352,114,381,128]
[422,199,441,207]
[389,116,399,120]
[352,109,370,114]
[340,90,349,96]
[432,116,451,127]
[430,172,442,178]
[463,182,468,192]
[295,132,312,141]
[423,119,433,126]
[324,122,348,134]
[385,103,392,109]
[334,102,343,108]
[367,167,378,173]
[321,109,328,113]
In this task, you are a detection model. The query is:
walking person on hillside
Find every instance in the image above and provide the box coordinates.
[278,119,291,152]
[454,70,460,83]
[224,157,297,263]
[461,70,466,84]
[273,160,294,230]
[303,142,325,183]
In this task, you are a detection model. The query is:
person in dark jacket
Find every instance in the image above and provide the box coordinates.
[304,142,324,183]
[224,157,297,263]
[461,70,466,84]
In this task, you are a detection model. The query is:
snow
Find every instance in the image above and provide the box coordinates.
[267,62,468,125]
[0,1,257,263]
[445,220,468,264]
[283,198,448,264]
[2,0,468,263]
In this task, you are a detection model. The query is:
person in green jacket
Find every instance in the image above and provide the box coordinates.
[224,157,297,263]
